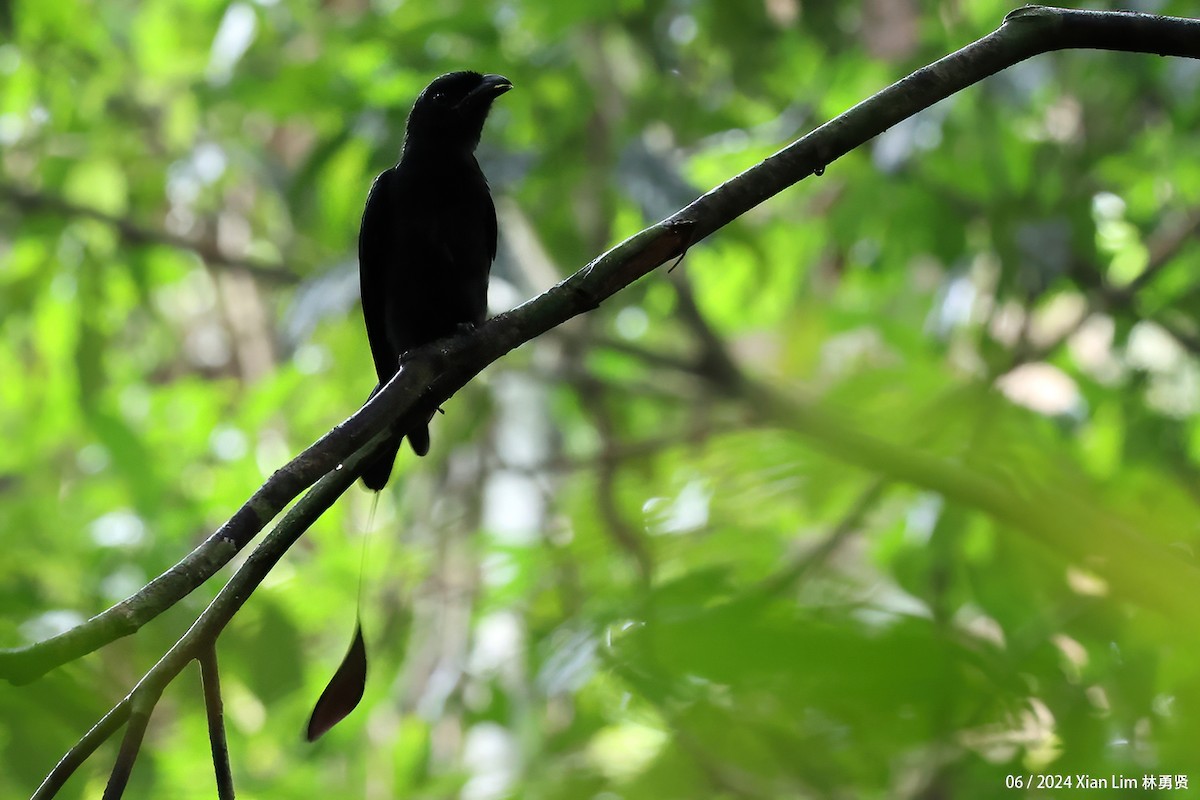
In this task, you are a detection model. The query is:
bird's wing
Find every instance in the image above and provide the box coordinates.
[359,168,401,383]
[485,187,498,262]
[361,161,496,381]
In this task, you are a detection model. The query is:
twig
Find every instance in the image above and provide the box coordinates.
[102,689,160,800]
[1,365,434,684]
[32,702,132,800]
[200,646,235,800]
[669,274,746,393]
[1123,207,1200,297]
[492,425,720,476]
[750,479,888,601]
[0,181,298,284]
[574,375,655,581]
[33,433,387,798]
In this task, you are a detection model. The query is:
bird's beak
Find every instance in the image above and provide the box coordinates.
[458,74,514,109]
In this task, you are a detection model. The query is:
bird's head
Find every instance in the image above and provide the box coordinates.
[402,71,513,155]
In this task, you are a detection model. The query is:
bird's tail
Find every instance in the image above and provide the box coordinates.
[407,422,430,456]
[359,382,433,491]
[360,434,404,492]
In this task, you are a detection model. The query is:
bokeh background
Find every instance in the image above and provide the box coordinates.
[3,0,1200,797]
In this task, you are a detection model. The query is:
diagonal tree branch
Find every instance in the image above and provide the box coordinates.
[12,18,1200,796]
[0,380,417,684]
[30,702,132,800]
[32,430,390,799]
[7,3,1200,690]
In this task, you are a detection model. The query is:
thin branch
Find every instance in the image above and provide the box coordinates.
[199,646,235,800]
[32,702,132,800]
[1,369,427,684]
[582,334,702,378]
[492,425,720,476]
[749,479,889,601]
[1066,218,1200,361]
[102,690,160,800]
[0,181,298,284]
[1076,205,1200,316]
[1123,207,1200,297]
[33,435,388,798]
[574,375,654,581]
[1,537,237,685]
[668,274,746,394]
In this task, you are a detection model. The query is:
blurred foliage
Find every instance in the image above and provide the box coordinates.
[3,0,1200,797]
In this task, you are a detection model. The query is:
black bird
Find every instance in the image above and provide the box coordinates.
[308,73,512,742]
[358,71,512,491]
